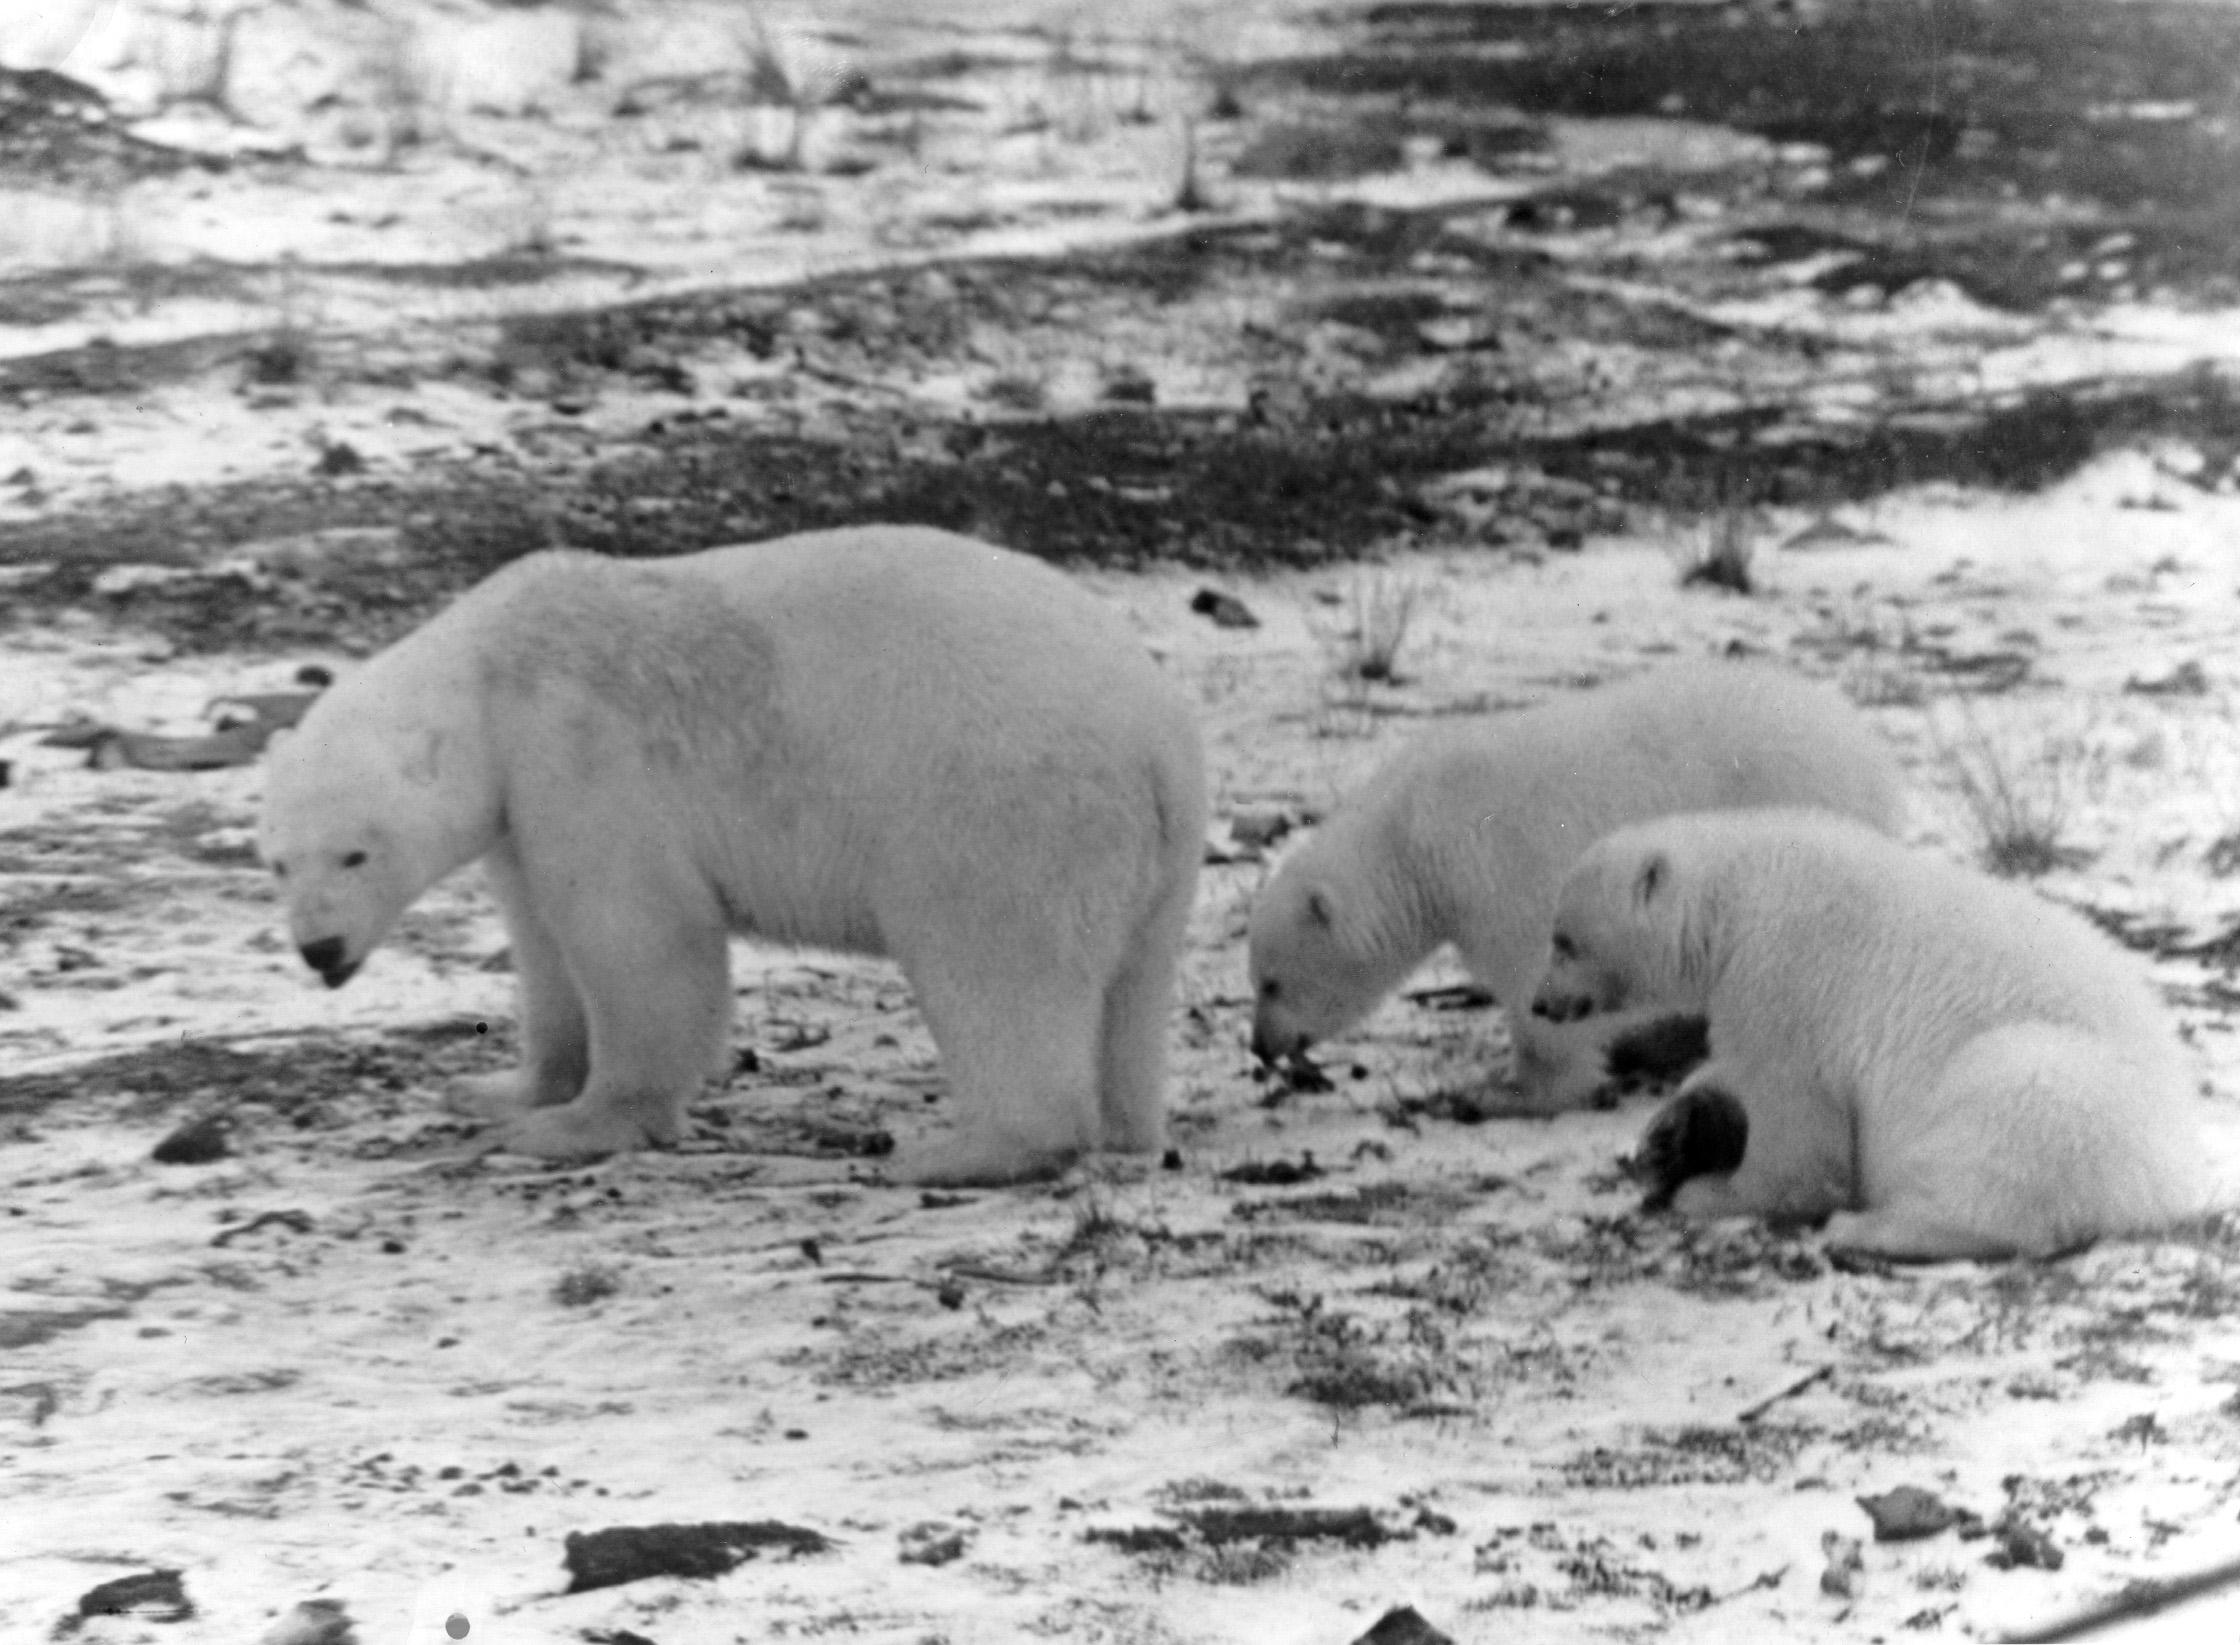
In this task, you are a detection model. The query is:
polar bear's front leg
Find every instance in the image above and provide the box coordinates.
[488,894,732,1159]
[450,843,590,1121]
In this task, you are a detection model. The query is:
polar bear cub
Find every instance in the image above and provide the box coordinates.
[1530,808,2215,1260]
[259,526,1208,1185]
[1248,662,1904,1110]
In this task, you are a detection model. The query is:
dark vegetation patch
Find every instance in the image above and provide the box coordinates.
[1277,0,2240,306]
[9,365,2239,657]
[1560,1421,1816,1490]
[563,1520,831,1593]
[0,1024,494,1125]
[0,68,209,191]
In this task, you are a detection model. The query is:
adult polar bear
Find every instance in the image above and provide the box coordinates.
[259,526,1208,1184]
[1248,661,1904,1110]
[1531,809,2217,1260]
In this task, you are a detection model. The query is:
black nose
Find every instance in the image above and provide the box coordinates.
[299,937,347,976]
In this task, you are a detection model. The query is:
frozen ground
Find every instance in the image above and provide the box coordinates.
[8,3,2240,1643]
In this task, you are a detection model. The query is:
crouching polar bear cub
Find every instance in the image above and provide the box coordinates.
[1247,662,1903,1110]
[1531,809,2218,1260]
[259,526,1208,1184]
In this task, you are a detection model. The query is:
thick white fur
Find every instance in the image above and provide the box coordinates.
[1531,809,2213,1260]
[1247,662,1904,1109]
[259,525,1207,1184]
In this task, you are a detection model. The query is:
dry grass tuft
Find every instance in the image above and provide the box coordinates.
[1671,508,1756,594]
[1932,707,2093,877]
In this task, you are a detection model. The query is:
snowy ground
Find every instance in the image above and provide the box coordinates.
[9,3,2240,1643]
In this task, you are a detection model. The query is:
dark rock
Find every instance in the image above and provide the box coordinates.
[898,1521,970,1565]
[1352,1606,1455,1645]
[1219,1152,1321,1186]
[152,1113,231,1165]
[563,1521,832,1593]
[257,1597,357,1645]
[1986,1517,2063,1571]
[1189,586,1260,628]
[1857,1485,1982,1542]
[59,1569,193,1635]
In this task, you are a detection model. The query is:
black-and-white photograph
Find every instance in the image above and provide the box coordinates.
[6,0,2240,1639]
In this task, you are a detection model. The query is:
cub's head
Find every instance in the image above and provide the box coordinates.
[1530,822,1709,1026]
[1247,860,1412,1065]
[258,712,462,990]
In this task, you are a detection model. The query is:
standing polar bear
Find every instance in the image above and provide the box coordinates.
[1247,662,1904,1110]
[259,526,1208,1185]
[1530,808,2217,1260]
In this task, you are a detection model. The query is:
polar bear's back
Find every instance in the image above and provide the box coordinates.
[1404,661,1901,838]
[473,526,1194,761]
[1693,810,2175,1060]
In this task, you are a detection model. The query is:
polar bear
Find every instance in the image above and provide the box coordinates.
[1529,808,2216,1260]
[1247,662,1904,1110]
[258,525,1207,1185]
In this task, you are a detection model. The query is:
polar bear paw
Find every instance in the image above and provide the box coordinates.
[489,1102,666,1160]
[449,1070,537,1121]
[893,1134,1084,1187]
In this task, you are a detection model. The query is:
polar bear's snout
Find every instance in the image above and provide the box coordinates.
[1249,1002,1310,1066]
[1530,981,1599,1024]
[298,936,359,989]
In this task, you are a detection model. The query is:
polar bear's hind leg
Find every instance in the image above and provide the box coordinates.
[1820,1206,2052,1263]
[904,947,1105,1186]
[1095,861,1196,1155]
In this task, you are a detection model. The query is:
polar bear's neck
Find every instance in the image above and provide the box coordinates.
[360,615,504,882]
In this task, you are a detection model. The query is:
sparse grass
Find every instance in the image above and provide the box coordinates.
[728,12,863,171]
[1932,705,2093,877]
[1671,507,1757,593]
[493,180,560,260]
[242,259,317,388]
[553,1262,622,1308]
[1174,115,1210,213]
[1329,573,1423,685]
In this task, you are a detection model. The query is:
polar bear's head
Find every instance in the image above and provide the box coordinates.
[1530,820,1714,1026]
[258,705,484,990]
[1248,861,1418,1064]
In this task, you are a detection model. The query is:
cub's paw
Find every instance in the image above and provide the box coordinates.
[1634,1086,1749,1210]
[490,1103,663,1160]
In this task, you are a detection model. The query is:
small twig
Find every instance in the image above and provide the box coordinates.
[816,1270,923,1286]
[210,1209,314,1248]
[941,1261,1062,1287]
[1736,1364,1833,1425]
[1994,1552,2240,1643]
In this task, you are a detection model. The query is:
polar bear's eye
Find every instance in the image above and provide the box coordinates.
[270,862,289,881]
[1551,931,1578,960]
[341,850,369,869]
[1260,979,1282,1001]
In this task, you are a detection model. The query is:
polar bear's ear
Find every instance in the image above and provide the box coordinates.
[1306,888,1334,929]
[1632,852,1669,906]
